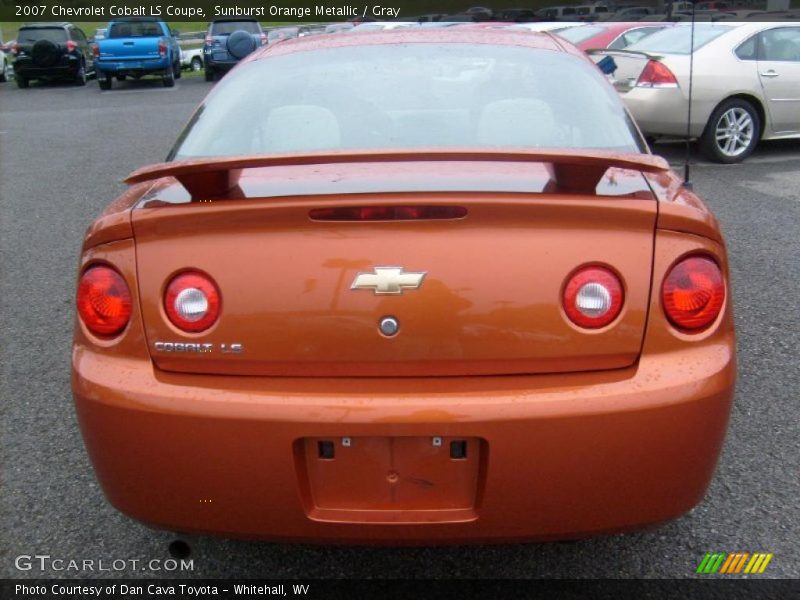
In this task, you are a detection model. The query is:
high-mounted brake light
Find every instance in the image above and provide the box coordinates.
[662,255,724,331]
[164,271,221,332]
[77,265,132,336]
[563,266,624,329]
[636,60,679,88]
[309,206,468,221]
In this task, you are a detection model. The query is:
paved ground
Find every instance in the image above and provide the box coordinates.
[0,76,798,579]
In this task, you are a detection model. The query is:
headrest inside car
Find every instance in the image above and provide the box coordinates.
[477,98,563,148]
[261,105,341,153]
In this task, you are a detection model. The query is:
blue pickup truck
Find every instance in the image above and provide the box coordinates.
[94,17,181,90]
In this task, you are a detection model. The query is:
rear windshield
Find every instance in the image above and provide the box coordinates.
[17,27,67,44]
[626,24,732,54]
[109,21,164,38]
[172,44,641,159]
[557,25,607,44]
[211,21,261,35]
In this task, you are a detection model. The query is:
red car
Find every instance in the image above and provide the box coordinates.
[557,22,675,51]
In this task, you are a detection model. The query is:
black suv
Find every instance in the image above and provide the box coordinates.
[12,22,94,88]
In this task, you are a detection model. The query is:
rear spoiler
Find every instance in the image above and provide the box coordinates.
[586,49,664,60]
[125,149,670,199]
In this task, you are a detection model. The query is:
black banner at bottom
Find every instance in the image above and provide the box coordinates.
[3,579,798,600]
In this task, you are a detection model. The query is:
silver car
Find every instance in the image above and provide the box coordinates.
[594,22,800,162]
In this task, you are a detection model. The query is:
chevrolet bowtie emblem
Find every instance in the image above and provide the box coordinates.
[351,267,427,295]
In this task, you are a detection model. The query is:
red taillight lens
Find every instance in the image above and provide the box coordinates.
[662,256,725,331]
[10,42,19,55]
[563,266,624,329]
[636,60,678,88]
[158,40,167,56]
[92,43,99,57]
[77,266,132,336]
[309,206,468,221]
[205,34,213,44]
[66,40,78,52]
[260,32,267,45]
[164,271,221,332]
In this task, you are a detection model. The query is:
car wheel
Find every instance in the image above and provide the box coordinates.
[191,57,202,72]
[17,75,29,88]
[174,61,181,79]
[116,74,127,81]
[163,66,175,88]
[99,74,112,90]
[75,62,87,86]
[700,99,760,164]
[0,59,6,83]
[204,68,214,82]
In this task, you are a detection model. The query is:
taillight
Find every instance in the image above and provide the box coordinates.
[204,34,213,45]
[158,40,167,56]
[77,266,132,336]
[92,44,99,57]
[662,255,725,332]
[260,32,267,45]
[636,60,678,88]
[563,266,624,329]
[66,40,78,52]
[309,206,468,221]
[164,271,221,332]
[10,42,18,55]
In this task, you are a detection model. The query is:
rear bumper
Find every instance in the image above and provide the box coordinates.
[13,56,80,78]
[95,57,170,75]
[622,87,712,138]
[72,340,735,544]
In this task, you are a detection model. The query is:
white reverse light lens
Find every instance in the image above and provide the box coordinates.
[174,287,208,322]
[576,283,611,317]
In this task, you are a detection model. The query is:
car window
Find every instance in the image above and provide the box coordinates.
[626,24,732,54]
[759,27,800,62]
[172,44,642,159]
[211,21,261,35]
[609,27,664,50]
[735,34,757,60]
[109,21,163,38]
[72,28,86,42]
[17,27,68,44]
[557,26,607,44]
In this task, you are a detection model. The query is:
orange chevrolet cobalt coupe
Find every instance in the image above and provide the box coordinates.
[72,30,735,543]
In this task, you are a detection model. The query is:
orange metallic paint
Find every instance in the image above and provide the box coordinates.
[71,30,735,543]
[72,192,735,542]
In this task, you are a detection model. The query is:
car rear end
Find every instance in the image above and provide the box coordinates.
[12,25,81,83]
[593,23,743,137]
[72,32,735,543]
[95,19,172,78]
[203,19,265,75]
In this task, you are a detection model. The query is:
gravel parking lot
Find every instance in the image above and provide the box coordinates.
[1,76,798,579]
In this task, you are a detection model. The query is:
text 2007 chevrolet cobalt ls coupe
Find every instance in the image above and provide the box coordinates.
[72,30,735,543]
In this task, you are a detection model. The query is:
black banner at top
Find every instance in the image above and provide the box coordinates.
[2,0,561,22]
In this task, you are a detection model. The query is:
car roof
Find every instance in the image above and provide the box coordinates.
[19,22,71,29]
[246,28,568,63]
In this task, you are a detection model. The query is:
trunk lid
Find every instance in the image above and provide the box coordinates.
[132,163,657,377]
